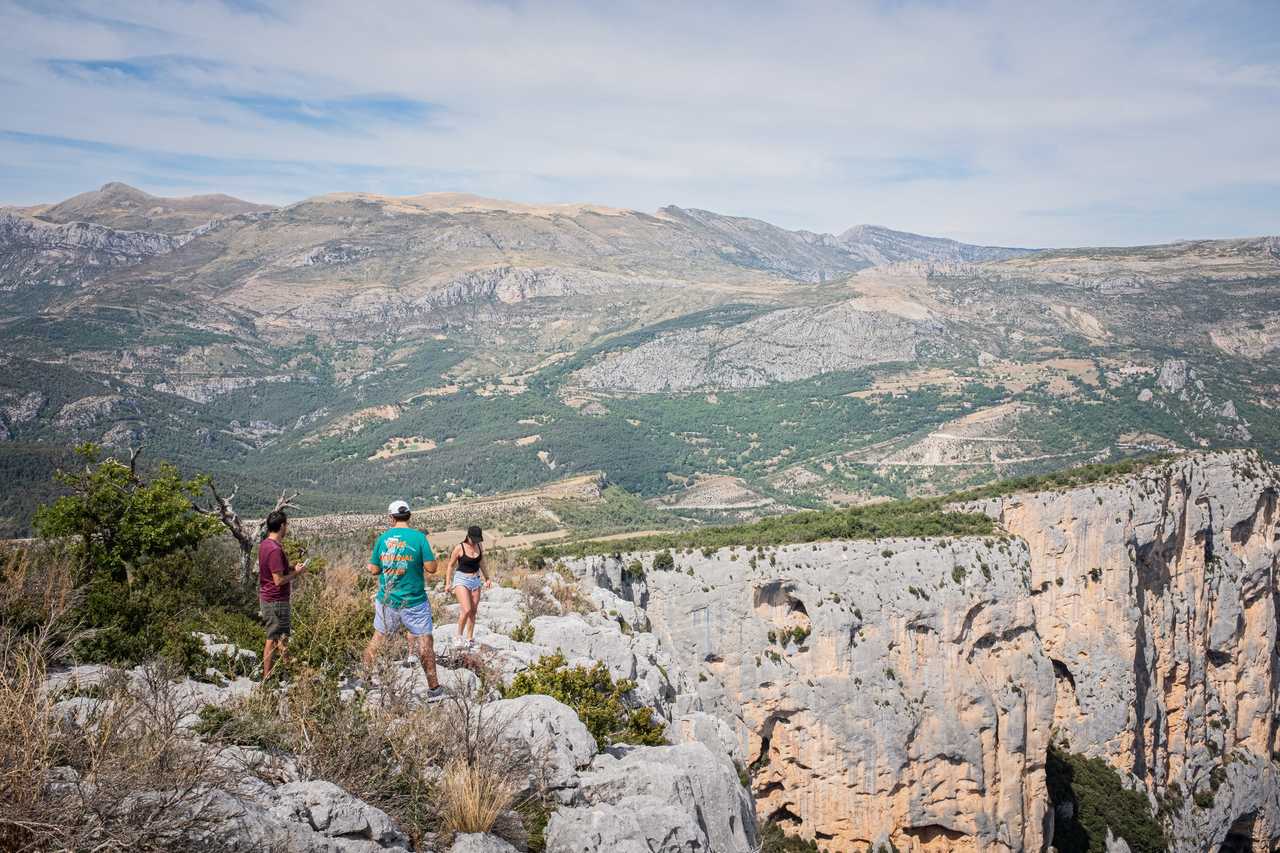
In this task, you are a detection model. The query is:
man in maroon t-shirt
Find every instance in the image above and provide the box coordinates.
[259,510,307,679]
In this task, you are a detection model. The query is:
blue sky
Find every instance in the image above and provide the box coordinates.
[1,0,1277,246]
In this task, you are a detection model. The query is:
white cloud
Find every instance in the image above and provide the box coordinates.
[0,0,1277,246]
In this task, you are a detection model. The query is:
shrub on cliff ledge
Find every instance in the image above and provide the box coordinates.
[1046,744,1167,853]
[504,652,666,746]
[758,821,819,853]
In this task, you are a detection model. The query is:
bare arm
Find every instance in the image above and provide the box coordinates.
[439,545,460,584]
[367,561,381,577]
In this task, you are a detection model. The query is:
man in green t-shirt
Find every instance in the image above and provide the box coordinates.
[362,500,443,699]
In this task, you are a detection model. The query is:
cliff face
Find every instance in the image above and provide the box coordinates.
[570,450,1279,852]
[972,451,1279,851]
[0,211,183,296]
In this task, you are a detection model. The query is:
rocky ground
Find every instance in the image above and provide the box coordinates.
[40,578,756,853]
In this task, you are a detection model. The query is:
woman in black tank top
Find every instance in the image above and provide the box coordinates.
[446,525,490,649]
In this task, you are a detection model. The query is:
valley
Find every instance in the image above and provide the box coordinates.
[1,182,1278,537]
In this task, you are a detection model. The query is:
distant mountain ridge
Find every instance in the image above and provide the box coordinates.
[19,181,275,234]
[0,180,1278,540]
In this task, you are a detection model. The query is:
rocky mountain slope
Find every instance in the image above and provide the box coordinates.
[565,450,1280,852]
[1,182,1278,534]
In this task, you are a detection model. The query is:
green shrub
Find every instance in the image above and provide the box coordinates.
[29,445,252,674]
[35,444,221,588]
[651,550,675,572]
[1046,744,1167,853]
[504,652,666,746]
[758,821,819,853]
[193,701,287,751]
[509,620,536,643]
[954,455,1171,501]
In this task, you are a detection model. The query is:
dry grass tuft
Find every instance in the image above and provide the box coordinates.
[437,756,522,835]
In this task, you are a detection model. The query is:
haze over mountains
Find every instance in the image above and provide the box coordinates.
[1,182,1278,534]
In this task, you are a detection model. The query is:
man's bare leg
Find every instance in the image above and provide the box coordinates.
[363,630,386,675]
[416,634,440,690]
[263,638,277,679]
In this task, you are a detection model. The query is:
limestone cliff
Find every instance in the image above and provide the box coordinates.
[569,450,1279,852]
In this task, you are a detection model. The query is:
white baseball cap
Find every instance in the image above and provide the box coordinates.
[387,500,411,517]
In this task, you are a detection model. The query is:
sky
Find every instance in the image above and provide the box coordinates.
[1,0,1278,247]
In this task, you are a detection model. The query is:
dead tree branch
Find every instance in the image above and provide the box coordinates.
[194,484,301,587]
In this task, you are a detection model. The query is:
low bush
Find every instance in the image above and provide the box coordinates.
[954,454,1171,501]
[509,620,536,643]
[504,652,666,746]
[286,558,375,676]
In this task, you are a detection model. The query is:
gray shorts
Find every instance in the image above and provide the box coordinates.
[260,600,291,640]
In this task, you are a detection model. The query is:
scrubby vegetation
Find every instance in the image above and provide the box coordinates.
[758,820,821,852]
[540,496,996,558]
[504,652,666,746]
[954,454,1171,502]
[1046,744,1167,853]
[549,485,684,538]
[1,650,239,852]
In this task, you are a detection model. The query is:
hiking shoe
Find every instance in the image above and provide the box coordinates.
[425,685,447,702]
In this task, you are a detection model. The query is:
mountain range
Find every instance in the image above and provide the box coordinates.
[2,181,1278,535]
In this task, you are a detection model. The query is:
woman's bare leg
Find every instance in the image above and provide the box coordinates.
[466,588,482,639]
[453,584,472,640]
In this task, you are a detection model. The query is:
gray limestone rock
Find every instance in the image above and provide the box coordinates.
[449,834,519,853]
[484,694,598,799]
[546,742,757,853]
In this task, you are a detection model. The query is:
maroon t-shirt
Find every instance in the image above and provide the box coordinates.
[258,538,291,603]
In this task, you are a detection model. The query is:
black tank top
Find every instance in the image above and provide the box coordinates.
[456,544,482,573]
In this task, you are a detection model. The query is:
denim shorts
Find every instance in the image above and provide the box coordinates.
[374,600,433,637]
[452,571,483,592]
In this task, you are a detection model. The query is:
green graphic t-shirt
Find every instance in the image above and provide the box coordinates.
[370,527,434,608]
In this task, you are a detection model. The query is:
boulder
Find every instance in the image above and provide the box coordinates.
[483,694,597,800]
[672,711,744,769]
[544,798,703,853]
[194,781,412,852]
[450,833,520,853]
[269,781,410,849]
[547,742,756,853]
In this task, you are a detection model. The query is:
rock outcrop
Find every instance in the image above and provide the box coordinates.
[568,450,1280,852]
[545,742,758,853]
[0,210,184,294]
[573,299,945,392]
